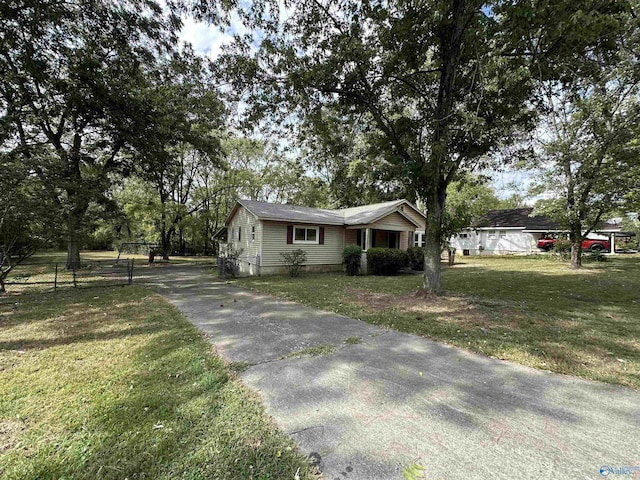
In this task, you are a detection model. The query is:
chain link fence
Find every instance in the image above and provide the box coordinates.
[4,259,134,293]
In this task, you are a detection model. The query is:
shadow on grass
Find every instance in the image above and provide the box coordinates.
[0,286,315,480]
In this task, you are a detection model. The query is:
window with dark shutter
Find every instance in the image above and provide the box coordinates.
[286,225,293,244]
[292,226,320,244]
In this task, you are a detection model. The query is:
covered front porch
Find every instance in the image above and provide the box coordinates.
[345,227,414,251]
[345,211,421,274]
[345,205,421,251]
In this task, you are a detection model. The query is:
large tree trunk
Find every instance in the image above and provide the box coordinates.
[203,199,211,256]
[161,225,176,261]
[159,197,171,261]
[422,182,447,294]
[65,137,86,271]
[160,228,170,260]
[569,223,583,269]
[66,208,83,270]
[419,0,466,294]
[570,241,582,268]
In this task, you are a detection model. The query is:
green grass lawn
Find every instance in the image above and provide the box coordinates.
[0,286,315,480]
[234,255,640,390]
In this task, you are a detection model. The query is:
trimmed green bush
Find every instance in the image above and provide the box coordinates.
[406,246,424,271]
[343,244,363,276]
[367,248,409,275]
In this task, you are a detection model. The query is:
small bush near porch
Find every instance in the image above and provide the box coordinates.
[234,255,640,390]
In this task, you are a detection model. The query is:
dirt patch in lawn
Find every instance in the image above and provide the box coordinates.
[0,419,27,454]
[344,287,491,327]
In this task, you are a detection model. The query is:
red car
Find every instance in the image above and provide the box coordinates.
[537,237,610,252]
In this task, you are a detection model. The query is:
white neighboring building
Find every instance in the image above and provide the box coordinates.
[414,208,623,256]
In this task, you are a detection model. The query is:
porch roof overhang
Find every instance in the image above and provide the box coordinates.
[345,209,421,230]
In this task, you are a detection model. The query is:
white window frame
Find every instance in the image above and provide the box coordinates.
[459,233,469,238]
[293,225,319,244]
[414,232,424,247]
[488,230,497,239]
[499,230,507,239]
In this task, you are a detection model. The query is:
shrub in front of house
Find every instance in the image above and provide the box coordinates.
[343,245,363,276]
[280,249,307,277]
[367,248,409,275]
[406,246,424,271]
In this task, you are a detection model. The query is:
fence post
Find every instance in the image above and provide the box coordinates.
[73,267,77,288]
[54,263,58,291]
[128,259,134,285]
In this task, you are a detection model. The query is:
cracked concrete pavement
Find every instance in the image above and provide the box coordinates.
[141,266,640,480]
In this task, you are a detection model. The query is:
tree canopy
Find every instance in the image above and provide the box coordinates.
[529,6,640,267]
[0,0,221,267]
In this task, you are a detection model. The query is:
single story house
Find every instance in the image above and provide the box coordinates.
[444,208,624,255]
[218,199,426,275]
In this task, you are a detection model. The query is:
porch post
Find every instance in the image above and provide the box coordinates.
[611,233,616,254]
[365,228,372,251]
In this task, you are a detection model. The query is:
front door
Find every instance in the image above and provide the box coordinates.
[388,231,399,249]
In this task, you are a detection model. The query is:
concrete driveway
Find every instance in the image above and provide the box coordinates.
[143,266,640,480]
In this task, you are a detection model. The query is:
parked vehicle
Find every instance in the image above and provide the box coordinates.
[537,237,610,252]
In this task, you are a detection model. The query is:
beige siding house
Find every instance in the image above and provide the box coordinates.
[221,199,426,275]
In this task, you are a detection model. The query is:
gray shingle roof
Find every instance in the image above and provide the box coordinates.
[474,208,622,232]
[234,199,423,226]
[238,200,344,225]
[474,208,560,230]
